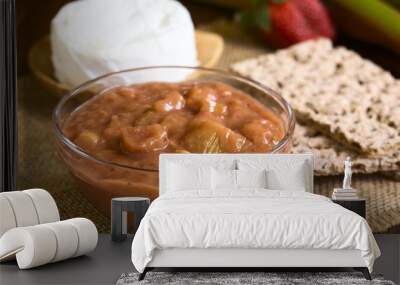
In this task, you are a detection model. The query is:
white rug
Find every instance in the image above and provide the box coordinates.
[116,272,395,285]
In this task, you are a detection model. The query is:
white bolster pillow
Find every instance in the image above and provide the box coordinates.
[23,189,60,224]
[66,218,98,257]
[0,218,98,269]
[0,189,60,237]
[0,196,17,237]
[42,221,79,262]
[0,191,40,227]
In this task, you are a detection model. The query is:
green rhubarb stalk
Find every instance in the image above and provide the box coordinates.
[328,0,400,44]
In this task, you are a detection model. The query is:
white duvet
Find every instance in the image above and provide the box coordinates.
[131,190,380,273]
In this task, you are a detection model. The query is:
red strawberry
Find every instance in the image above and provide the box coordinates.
[244,0,336,48]
[292,0,336,39]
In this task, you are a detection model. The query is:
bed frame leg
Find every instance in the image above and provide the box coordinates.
[354,267,371,280]
[138,268,148,281]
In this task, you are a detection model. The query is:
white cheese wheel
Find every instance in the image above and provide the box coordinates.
[51,0,198,88]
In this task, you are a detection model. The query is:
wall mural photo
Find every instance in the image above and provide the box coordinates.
[1,0,399,284]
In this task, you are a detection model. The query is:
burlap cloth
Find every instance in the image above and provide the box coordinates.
[18,20,400,233]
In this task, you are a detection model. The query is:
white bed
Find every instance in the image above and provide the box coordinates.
[131,154,380,280]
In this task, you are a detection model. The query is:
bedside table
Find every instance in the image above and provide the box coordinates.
[111,197,150,242]
[332,199,366,218]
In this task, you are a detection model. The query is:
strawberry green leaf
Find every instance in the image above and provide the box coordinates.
[251,0,262,5]
[240,0,271,31]
[255,6,270,31]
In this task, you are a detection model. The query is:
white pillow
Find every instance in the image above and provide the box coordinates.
[266,162,307,191]
[236,170,267,189]
[167,163,212,191]
[212,168,237,190]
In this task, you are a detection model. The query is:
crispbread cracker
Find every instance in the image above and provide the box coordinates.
[291,124,400,176]
[231,39,400,155]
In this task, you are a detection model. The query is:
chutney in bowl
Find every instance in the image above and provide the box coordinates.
[53,66,295,215]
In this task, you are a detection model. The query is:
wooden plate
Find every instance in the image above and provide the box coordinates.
[28,30,224,95]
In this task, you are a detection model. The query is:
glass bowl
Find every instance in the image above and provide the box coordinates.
[53,66,295,216]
